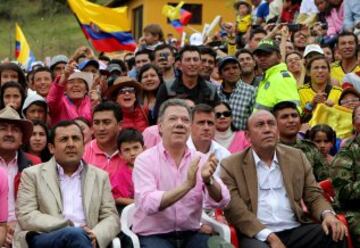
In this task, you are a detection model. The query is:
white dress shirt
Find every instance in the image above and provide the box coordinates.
[57,162,86,227]
[252,150,300,242]
[187,137,231,177]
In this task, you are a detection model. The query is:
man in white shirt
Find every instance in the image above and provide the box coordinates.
[14,120,120,248]
[187,104,231,177]
[221,110,347,248]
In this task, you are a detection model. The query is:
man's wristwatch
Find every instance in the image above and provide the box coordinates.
[204,177,215,186]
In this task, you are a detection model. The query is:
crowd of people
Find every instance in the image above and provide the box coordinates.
[0,0,360,247]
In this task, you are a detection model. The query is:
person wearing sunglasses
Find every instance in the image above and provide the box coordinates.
[214,101,250,154]
[106,76,149,132]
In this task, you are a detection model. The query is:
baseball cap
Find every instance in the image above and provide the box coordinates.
[253,39,280,55]
[50,55,68,70]
[78,59,99,71]
[217,56,240,71]
[303,44,324,58]
[189,33,203,46]
[107,64,122,74]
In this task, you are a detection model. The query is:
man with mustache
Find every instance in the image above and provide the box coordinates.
[221,110,347,248]
[272,101,329,181]
[132,99,231,247]
[0,106,41,248]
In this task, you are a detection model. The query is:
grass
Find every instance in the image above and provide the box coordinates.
[0,0,110,61]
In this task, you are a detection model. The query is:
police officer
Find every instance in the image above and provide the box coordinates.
[253,40,301,112]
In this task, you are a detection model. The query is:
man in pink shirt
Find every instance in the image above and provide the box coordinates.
[0,167,8,247]
[83,102,126,180]
[132,99,231,247]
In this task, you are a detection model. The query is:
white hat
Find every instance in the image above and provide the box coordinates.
[189,33,203,46]
[22,90,47,117]
[68,71,93,90]
[303,44,324,58]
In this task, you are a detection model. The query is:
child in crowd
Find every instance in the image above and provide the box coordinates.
[234,0,252,42]
[307,124,337,163]
[111,128,145,213]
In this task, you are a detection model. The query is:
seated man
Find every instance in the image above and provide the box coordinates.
[221,110,347,248]
[14,120,120,248]
[132,99,231,248]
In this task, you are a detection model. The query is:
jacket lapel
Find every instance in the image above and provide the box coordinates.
[82,162,95,220]
[276,146,295,209]
[242,149,258,213]
[41,157,63,210]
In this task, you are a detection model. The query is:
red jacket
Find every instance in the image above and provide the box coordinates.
[121,105,149,132]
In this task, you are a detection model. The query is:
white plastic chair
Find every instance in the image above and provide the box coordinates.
[111,237,121,248]
[120,203,231,248]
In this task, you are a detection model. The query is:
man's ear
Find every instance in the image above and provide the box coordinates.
[48,143,55,155]
[244,130,250,141]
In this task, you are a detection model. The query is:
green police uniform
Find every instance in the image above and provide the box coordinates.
[330,135,360,246]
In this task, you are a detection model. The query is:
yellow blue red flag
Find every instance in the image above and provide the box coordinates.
[162,2,192,34]
[309,103,353,139]
[68,0,136,52]
[15,23,35,71]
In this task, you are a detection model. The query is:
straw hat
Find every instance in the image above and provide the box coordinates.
[106,76,142,100]
[0,106,33,142]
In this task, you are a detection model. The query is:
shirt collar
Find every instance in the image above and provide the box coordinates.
[252,149,278,168]
[158,141,192,160]
[91,139,119,158]
[56,160,84,178]
[0,151,18,166]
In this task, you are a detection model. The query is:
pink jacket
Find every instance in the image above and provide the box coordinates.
[47,77,92,126]
[326,2,344,36]
[228,131,251,154]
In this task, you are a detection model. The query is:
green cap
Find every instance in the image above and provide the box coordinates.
[253,39,280,54]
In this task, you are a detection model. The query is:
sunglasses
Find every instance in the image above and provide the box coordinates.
[118,87,135,94]
[215,111,232,119]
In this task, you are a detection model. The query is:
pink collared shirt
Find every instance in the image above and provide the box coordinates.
[57,163,86,227]
[110,164,133,199]
[83,139,126,179]
[0,167,8,223]
[0,154,18,222]
[132,142,230,236]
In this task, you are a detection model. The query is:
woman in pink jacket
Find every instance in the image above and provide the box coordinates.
[214,101,250,153]
[47,67,96,126]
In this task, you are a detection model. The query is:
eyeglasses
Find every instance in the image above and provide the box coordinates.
[215,111,232,119]
[118,87,135,94]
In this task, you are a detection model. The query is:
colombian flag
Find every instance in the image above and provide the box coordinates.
[162,2,192,34]
[15,23,35,71]
[68,0,136,52]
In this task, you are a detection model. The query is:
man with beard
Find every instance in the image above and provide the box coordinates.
[217,56,256,130]
[236,49,261,87]
[272,101,329,181]
[331,31,360,84]
[154,44,176,83]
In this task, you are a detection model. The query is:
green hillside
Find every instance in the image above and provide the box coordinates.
[0,0,109,61]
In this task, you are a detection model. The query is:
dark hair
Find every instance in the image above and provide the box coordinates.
[337,31,359,48]
[306,124,336,145]
[143,24,164,42]
[24,120,52,162]
[154,44,175,57]
[23,100,48,117]
[117,128,144,148]
[178,45,201,61]
[272,101,299,116]
[33,66,54,81]
[0,63,27,89]
[199,46,217,61]
[235,48,254,59]
[48,120,83,145]
[0,81,26,114]
[306,55,330,73]
[93,101,123,122]
[135,49,154,62]
[98,53,111,63]
[249,28,267,41]
[285,51,302,62]
[191,103,214,120]
[214,101,238,131]
[137,64,164,89]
